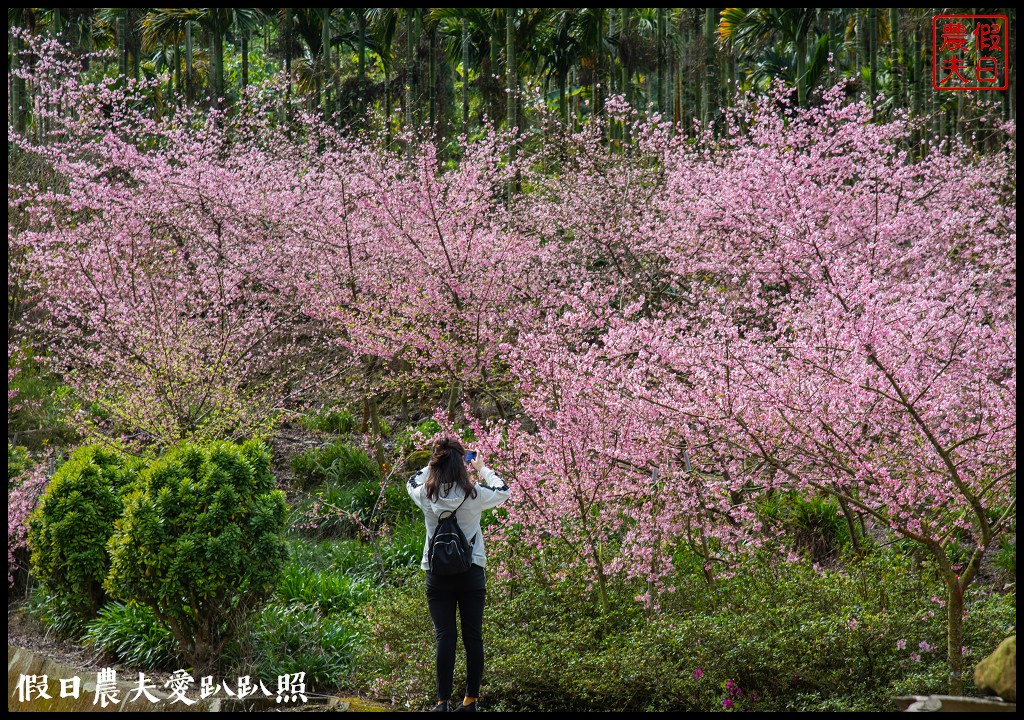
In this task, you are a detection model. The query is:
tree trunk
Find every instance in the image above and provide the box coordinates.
[414,12,424,127]
[945,575,965,695]
[620,8,630,139]
[428,28,437,129]
[446,380,461,421]
[702,7,715,124]
[890,7,902,108]
[10,31,23,133]
[130,13,140,80]
[241,31,249,92]
[118,13,127,78]
[358,10,367,112]
[657,8,667,115]
[185,22,194,103]
[211,28,225,108]
[461,18,470,133]
[506,8,516,131]
[796,34,807,106]
[868,8,878,102]
[559,73,567,126]
[405,11,413,133]
[321,8,331,118]
[173,39,181,94]
[284,10,292,103]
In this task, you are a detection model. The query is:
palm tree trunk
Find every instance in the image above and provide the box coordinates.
[118,13,127,78]
[608,10,615,141]
[130,12,140,80]
[10,31,23,133]
[321,8,332,118]
[428,27,437,129]
[506,8,516,130]
[868,8,878,102]
[461,18,470,133]
[559,73,567,126]
[488,19,500,122]
[414,12,424,128]
[702,7,715,124]
[173,38,181,94]
[241,30,249,91]
[911,18,921,118]
[211,27,225,107]
[358,10,367,111]
[796,34,807,106]
[657,8,667,115]
[405,11,413,133]
[889,7,902,108]
[185,21,194,103]
[284,10,292,104]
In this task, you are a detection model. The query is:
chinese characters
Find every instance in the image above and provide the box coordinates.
[933,15,1009,90]
[15,670,309,707]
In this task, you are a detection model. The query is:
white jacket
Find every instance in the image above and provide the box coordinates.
[407,465,511,571]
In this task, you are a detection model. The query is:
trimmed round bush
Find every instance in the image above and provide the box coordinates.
[28,446,140,621]
[106,440,287,671]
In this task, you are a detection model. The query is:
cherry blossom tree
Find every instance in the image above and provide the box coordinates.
[511,90,1015,692]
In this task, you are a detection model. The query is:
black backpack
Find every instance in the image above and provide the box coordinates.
[428,494,476,576]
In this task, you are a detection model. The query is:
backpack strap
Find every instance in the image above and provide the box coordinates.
[433,492,476,547]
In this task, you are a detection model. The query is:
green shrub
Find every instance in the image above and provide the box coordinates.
[28,446,140,620]
[354,548,1016,712]
[83,602,178,669]
[230,603,362,692]
[106,440,288,672]
[291,441,380,488]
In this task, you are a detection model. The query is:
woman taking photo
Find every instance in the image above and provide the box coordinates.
[407,436,511,712]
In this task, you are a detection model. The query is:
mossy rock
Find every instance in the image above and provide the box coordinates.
[974,635,1016,702]
[403,449,431,473]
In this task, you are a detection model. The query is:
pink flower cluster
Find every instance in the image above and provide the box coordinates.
[9,38,1016,618]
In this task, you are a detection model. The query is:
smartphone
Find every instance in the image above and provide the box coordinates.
[465,451,477,463]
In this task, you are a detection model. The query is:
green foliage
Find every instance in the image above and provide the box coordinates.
[285,537,379,576]
[756,491,851,563]
[28,446,140,620]
[8,443,30,484]
[7,344,80,451]
[993,535,1015,577]
[106,440,288,671]
[354,548,1017,711]
[301,406,356,435]
[394,419,443,455]
[276,563,372,615]
[24,584,90,638]
[284,520,422,578]
[296,478,413,539]
[353,568,436,706]
[403,449,432,473]
[230,603,362,692]
[83,602,179,670]
[290,441,379,488]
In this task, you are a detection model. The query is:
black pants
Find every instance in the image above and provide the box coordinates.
[425,564,486,701]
